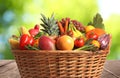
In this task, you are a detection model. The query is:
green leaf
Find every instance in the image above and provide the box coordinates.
[25,45,39,50]
[34,32,44,39]
[50,13,55,22]
[88,13,105,29]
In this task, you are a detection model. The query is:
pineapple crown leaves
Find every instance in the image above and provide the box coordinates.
[40,13,59,36]
[88,13,105,29]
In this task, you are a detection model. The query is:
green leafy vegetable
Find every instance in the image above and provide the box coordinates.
[88,13,105,29]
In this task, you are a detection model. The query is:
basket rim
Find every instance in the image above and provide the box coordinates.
[12,49,109,55]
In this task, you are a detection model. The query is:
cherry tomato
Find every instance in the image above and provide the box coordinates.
[91,40,100,48]
[74,38,85,48]
[86,32,98,40]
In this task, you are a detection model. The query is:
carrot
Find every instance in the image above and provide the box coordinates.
[57,21,65,35]
[64,19,69,33]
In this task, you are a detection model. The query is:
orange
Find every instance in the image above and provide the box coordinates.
[56,35,74,50]
[85,25,95,33]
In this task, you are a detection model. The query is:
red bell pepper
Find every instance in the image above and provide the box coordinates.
[19,34,34,50]
[29,24,40,37]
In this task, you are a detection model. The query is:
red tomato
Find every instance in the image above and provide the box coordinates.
[74,38,84,48]
[86,32,98,40]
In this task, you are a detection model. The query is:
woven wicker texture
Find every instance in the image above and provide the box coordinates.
[12,50,109,78]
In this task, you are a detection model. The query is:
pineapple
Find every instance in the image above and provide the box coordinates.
[40,13,59,36]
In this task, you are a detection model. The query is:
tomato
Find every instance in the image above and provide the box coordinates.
[19,34,34,50]
[91,40,100,48]
[86,32,98,40]
[85,25,95,33]
[74,38,84,48]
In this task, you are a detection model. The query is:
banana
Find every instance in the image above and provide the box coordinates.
[74,27,83,38]
[9,38,19,49]
[69,23,83,38]
[20,26,30,36]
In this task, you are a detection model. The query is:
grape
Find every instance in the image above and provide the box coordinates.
[71,20,85,33]
[59,18,85,33]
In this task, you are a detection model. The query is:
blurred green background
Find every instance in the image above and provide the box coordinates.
[0,0,120,59]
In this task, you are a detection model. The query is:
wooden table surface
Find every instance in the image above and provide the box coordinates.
[0,60,120,78]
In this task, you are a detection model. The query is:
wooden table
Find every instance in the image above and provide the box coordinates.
[0,60,120,78]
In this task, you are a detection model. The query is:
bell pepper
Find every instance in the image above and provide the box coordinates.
[29,24,40,37]
[19,34,34,50]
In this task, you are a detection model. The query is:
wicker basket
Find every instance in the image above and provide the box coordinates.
[12,49,109,78]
